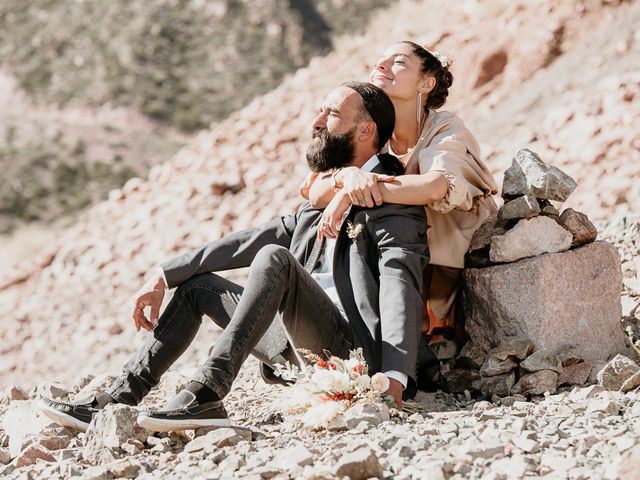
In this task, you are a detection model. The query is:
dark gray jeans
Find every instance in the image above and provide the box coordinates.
[108,244,354,405]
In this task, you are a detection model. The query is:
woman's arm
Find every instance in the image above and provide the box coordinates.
[308,167,396,208]
[377,172,449,205]
[307,171,337,207]
[316,171,449,238]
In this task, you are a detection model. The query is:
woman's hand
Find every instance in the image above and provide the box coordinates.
[338,167,395,207]
[318,191,352,240]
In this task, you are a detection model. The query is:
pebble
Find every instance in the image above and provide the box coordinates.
[333,447,383,480]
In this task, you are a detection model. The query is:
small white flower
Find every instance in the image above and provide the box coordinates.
[310,369,336,392]
[346,221,364,242]
[345,357,363,370]
[329,370,351,392]
[353,374,371,390]
[371,372,390,393]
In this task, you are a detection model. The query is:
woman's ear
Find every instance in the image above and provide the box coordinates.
[421,76,437,95]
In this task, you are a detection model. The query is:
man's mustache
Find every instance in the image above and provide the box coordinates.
[311,128,327,140]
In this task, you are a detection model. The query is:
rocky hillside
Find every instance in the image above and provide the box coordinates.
[0,0,391,235]
[1,0,638,390]
[1,0,640,478]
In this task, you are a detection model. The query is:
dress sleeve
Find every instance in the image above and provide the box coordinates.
[417,127,477,214]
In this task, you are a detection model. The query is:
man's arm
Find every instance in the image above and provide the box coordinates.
[368,204,429,401]
[160,214,297,289]
[131,213,298,331]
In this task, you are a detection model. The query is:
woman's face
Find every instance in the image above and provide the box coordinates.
[370,43,426,101]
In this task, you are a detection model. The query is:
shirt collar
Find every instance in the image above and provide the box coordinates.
[361,154,380,173]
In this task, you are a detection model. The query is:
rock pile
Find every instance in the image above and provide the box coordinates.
[463,149,627,365]
[467,148,597,267]
[437,337,597,400]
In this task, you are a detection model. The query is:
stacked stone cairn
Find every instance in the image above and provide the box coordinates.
[431,336,594,402]
[466,148,597,267]
[428,149,630,401]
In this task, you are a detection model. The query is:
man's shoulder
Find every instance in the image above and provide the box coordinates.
[375,152,405,176]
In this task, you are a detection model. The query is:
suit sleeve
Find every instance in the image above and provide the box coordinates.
[161,214,296,288]
[369,204,429,382]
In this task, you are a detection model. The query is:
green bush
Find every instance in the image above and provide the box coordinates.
[0,0,393,132]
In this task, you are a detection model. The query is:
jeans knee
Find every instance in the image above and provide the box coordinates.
[253,244,293,271]
[174,274,204,297]
[173,273,222,314]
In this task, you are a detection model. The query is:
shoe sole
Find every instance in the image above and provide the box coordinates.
[137,414,231,432]
[38,400,90,432]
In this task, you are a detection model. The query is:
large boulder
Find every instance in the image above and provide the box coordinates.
[511,370,558,396]
[501,149,577,201]
[463,241,625,366]
[490,216,572,263]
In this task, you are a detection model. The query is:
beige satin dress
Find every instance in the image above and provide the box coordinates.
[386,110,498,322]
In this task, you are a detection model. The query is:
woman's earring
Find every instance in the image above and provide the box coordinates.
[417,91,423,127]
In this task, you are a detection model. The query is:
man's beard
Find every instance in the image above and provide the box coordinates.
[305,128,356,172]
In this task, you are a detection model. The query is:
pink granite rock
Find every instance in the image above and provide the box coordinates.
[463,241,625,365]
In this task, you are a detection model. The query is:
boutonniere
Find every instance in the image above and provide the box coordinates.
[346,221,364,242]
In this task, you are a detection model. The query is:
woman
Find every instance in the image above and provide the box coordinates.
[301,41,498,341]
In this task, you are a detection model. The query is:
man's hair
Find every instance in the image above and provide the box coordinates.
[341,81,395,151]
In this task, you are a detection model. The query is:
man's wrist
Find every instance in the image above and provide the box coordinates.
[154,267,168,290]
[384,370,408,389]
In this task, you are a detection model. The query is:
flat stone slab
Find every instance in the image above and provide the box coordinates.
[463,241,625,365]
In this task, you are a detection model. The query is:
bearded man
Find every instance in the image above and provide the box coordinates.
[40,82,431,432]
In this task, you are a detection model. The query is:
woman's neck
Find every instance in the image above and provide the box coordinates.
[390,98,425,155]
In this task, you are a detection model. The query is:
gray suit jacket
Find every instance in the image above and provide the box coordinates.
[161,164,429,395]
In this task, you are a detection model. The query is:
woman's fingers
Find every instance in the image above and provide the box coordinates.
[370,181,383,205]
[363,189,375,208]
[348,190,362,206]
[374,174,395,183]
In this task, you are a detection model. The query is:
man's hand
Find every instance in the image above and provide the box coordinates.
[317,191,352,240]
[131,271,167,332]
[386,377,404,410]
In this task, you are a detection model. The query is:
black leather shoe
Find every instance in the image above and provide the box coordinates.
[39,393,114,432]
[137,390,230,432]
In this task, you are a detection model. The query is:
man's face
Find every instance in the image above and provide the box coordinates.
[306,87,361,172]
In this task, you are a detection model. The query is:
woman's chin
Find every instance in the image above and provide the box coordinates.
[370,78,387,88]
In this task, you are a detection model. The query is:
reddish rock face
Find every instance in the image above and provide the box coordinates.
[14,444,56,468]
[464,241,626,366]
[558,208,599,247]
[558,362,592,387]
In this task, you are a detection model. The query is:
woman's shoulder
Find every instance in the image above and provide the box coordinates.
[428,110,469,132]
